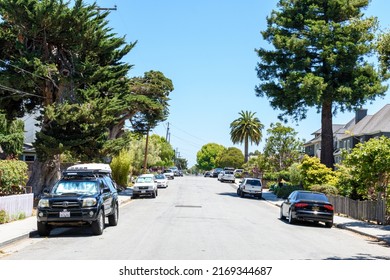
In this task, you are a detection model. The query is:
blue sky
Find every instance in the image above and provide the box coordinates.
[92,0,390,167]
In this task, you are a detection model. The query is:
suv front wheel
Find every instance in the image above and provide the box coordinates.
[37,222,51,236]
[91,209,105,235]
[108,203,119,226]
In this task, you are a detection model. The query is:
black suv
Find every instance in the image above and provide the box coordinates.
[36,164,119,236]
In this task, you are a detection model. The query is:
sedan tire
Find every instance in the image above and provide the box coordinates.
[288,209,295,225]
[279,207,285,220]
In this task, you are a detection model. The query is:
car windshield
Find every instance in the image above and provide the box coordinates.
[297,192,328,202]
[155,174,165,179]
[136,176,153,183]
[52,181,99,195]
[246,179,261,186]
[225,171,234,175]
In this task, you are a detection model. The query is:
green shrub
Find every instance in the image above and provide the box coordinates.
[0,210,9,224]
[0,160,28,195]
[298,155,337,188]
[275,184,302,199]
[110,149,133,188]
[309,184,339,195]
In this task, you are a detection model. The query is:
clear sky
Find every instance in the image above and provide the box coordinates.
[91,0,390,167]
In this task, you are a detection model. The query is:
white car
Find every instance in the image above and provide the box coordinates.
[220,170,235,183]
[155,174,169,188]
[237,178,262,199]
[163,169,175,179]
[132,174,158,198]
[217,171,225,181]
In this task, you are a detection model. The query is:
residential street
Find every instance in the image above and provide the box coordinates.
[1,175,390,260]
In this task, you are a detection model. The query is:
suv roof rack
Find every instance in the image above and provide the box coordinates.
[66,163,111,173]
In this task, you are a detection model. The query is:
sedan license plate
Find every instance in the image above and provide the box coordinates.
[312,206,319,211]
[141,190,146,193]
[60,210,70,218]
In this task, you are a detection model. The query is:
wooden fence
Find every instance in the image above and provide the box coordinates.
[0,193,34,220]
[328,195,387,225]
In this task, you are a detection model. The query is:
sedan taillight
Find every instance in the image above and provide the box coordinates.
[324,204,334,211]
[294,203,309,208]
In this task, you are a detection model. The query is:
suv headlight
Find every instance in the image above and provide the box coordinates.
[38,199,50,208]
[82,198,97,207]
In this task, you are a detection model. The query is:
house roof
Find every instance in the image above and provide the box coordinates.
[339,104,390,140]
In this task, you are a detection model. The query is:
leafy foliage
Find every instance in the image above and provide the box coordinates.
[196,143,225,171]
[298,155,337,189]
[339,136,390,200]
[0,113,24,159]
[0,160,28,195]
[215,147,244,169]
[263,122,304,172]
[110,149,133,188]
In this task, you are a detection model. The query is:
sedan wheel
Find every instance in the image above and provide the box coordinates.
[279,207,285,220]
[288,209,295,224]
[325,221,333,228]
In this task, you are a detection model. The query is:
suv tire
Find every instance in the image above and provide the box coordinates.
[108,203,119,226]
[37,222,51,236]
[91,209,105,235]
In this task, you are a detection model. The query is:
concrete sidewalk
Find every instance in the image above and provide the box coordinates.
[1,188,390,249]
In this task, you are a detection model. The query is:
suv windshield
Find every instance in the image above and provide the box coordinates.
[136,177,153,183]
[52,180,99,195]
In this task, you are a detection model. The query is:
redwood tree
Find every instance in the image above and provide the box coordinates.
[256,0,388,168]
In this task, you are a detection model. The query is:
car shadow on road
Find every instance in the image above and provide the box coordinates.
[279,218,331,228]
[217,192,239,197]
[324,253,390,260]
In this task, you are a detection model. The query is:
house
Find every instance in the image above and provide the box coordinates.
[19,113,39,162]
[304,104,390,164]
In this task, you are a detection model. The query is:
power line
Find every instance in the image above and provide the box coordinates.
[0,59,49,81]
[0,84,44,99]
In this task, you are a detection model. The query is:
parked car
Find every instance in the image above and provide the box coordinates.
[36,163,119,236]
[132,174,158,198]
[204,171,211,177]
[211,168,223,178]
[155,174,168,188]
[280,190,334,228]
[220,170,235,183]
[217,171,225,181]
[163,169,175,179]
[237,178,262,199]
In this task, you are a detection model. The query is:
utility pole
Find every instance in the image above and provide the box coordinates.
[96,5,117,11]
[165,122,170,143]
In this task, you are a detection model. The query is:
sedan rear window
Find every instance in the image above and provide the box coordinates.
[297,192,329,202]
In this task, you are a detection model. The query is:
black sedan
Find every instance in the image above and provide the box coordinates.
[280,190,334,228]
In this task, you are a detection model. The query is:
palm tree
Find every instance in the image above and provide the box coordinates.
[230,110,264,162]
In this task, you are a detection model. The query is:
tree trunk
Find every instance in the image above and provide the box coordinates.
[320,101,334,169]
[244,137,249,163]
[27,154,61,197]
[143,130,150,173]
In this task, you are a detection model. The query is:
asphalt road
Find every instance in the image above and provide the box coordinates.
[1,175,390,260]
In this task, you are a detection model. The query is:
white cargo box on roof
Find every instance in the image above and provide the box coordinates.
[67,163,112,173]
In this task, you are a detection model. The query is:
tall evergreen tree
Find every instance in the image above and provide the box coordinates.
[256,0,388,168]
[0,0,136,194]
